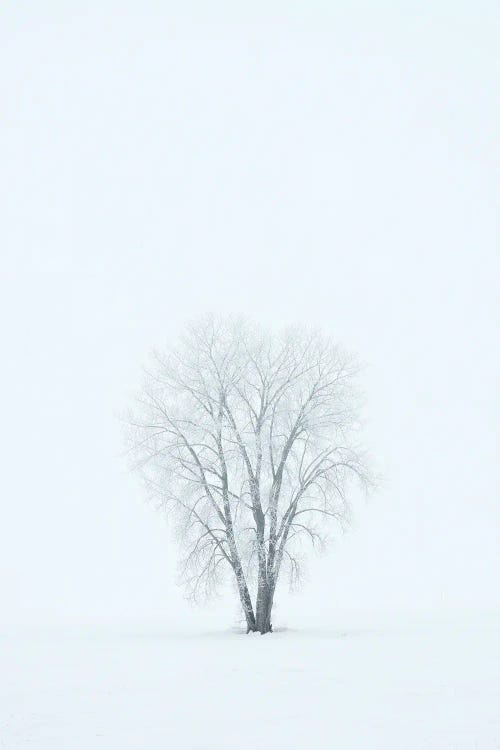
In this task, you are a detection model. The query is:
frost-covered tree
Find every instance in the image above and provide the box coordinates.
[125,316,372,633]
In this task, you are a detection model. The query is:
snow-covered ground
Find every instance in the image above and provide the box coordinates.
[1,618,499,749]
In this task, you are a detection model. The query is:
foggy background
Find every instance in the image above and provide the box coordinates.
[1,1,498,631]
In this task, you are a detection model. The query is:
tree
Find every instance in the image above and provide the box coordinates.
[125,316,372,633]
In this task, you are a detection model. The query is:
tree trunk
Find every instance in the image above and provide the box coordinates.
[255,573,275,634]
[241,590,257,633]
[235,570,256,632]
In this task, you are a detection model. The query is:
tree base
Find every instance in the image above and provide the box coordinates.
[246,623,273,635]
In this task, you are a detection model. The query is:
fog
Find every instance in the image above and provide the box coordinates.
[1,1,498,632]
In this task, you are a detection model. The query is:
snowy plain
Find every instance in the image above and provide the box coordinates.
[1,4,499,750]
[2,617,500,750]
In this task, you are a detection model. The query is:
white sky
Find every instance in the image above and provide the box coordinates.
[1,1,499,629]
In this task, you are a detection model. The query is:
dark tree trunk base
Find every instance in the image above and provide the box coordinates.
[246,622,273,634]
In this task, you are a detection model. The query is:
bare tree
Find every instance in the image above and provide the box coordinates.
[125,316,373,633]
